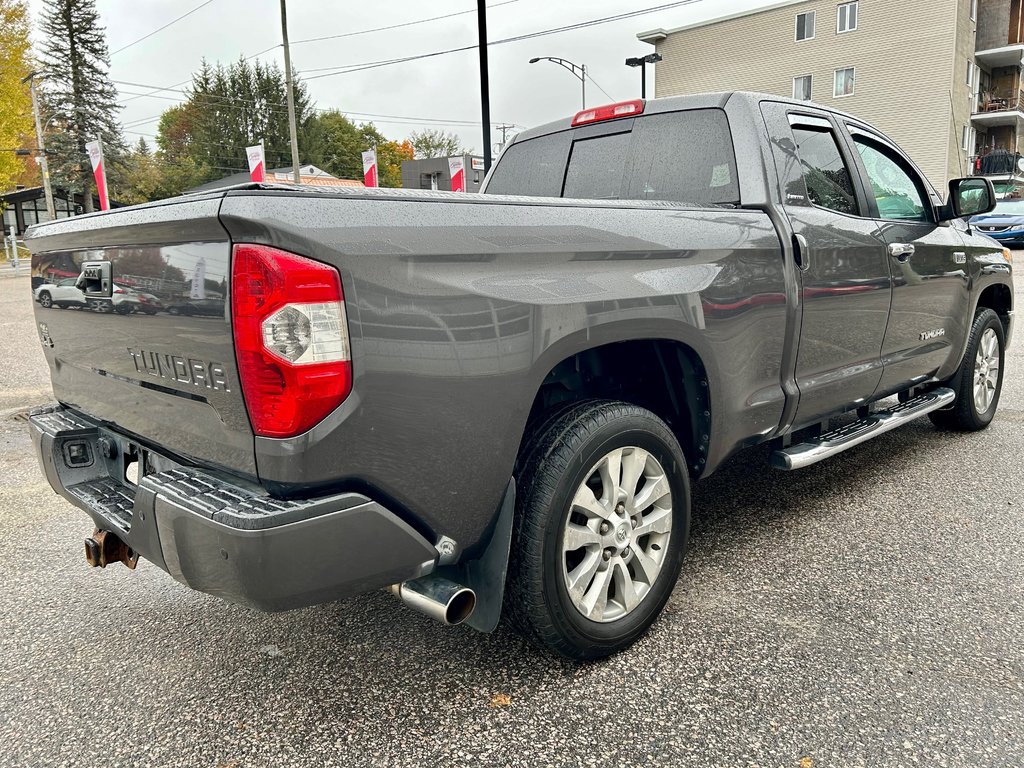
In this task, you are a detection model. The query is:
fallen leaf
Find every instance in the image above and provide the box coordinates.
[799,757,813,768]
[489,693,512,707]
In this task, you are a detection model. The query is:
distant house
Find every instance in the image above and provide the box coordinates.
[1,186,110,237]
[184,164,364,194]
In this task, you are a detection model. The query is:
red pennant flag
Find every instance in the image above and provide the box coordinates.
[85,139,109,211]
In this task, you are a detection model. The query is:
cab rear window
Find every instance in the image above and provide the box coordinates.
[486,108,740,206]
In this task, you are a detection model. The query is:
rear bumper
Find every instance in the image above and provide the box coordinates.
[29,405,438,611]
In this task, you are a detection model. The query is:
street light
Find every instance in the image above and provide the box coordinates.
[625,53,662,99]
[529,56,587,109]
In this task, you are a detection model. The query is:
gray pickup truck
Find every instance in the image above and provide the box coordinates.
[27,92,1013,659]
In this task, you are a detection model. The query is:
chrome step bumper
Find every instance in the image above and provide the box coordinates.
[771,388,956,471]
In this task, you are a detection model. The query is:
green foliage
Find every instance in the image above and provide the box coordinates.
[116,138,162,206]
[0,0,33,192]
[38,0,125,211]
[410,129,467,159]
[151,57,318,195]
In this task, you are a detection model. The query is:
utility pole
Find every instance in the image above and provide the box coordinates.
[280,0,301,184]
[22,72,55,220]
[494,124,515,153]
[477,0,492,173]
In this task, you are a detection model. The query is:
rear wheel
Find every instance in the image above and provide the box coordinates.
[930,308,1005,431]
[505,400,690,660]
[38,292,52,309]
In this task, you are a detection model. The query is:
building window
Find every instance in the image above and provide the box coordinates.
[795,11,815,41]
[793,75,813,101]
[971,0,977,21]
[837,2,858,33]
[966,59,974,87]
[834,67,856,97]
[963,125,973,152]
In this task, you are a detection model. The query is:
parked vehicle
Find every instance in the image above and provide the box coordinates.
[970,198,1024,245]
[33,277,86,309]
[164,298,225,317]
[134,292,164,315]
[85,284,141,315]
[25,93,1013,660]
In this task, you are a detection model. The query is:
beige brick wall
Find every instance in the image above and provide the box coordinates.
[647,0,963,190]
[949,0,980,183]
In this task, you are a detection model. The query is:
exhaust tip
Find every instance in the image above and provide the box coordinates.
[445,587,477,626]
[390,576,477,626]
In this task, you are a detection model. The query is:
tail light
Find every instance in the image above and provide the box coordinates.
[571,99,644,127]
[231,244,352,438]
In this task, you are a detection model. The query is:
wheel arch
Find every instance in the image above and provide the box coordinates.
[976,281,1013,338]
[518,338,713,477]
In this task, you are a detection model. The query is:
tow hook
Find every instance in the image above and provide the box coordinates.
[84,529,139,570]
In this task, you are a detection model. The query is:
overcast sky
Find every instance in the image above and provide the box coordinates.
[27,0,778,161]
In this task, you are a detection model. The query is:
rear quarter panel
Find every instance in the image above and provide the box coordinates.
[219,191,787,553]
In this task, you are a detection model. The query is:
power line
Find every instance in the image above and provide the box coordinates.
[587,73,617,104]
[302,0,707,81]
[110,0,218,56]
[114,82,520,129]
[245,0,521,60]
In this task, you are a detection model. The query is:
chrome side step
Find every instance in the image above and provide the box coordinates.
[771,387,955,471]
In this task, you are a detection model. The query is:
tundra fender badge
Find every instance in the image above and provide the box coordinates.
[920,328,946,341]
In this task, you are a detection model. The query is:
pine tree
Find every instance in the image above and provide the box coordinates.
[38,0,124,212]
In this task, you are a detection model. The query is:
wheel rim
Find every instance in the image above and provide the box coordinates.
[973,327,1000,415]
[560,446,673,623]
[40,294,51,307]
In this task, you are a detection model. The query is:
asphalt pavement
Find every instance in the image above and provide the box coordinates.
[0,274,1021,768]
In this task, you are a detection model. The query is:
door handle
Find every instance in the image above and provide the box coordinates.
[888,243,915,261]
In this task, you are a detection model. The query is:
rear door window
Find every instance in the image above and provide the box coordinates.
[486,108,739,206]
[790,125,859,215]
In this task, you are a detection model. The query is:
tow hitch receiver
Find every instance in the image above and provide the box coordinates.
[84,529,139,570]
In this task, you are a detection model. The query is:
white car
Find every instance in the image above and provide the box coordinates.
[34,278,86,309]
[88,284,142,315]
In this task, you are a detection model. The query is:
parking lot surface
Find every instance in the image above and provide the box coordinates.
[1,274,1021,767]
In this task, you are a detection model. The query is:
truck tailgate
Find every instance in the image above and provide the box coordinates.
[26,196,256,477]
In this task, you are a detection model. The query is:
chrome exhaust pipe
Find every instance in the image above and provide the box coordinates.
[390,575,476,626]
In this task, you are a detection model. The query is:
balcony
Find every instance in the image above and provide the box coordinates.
[968,151,1024,179]
[972,93,1024,127]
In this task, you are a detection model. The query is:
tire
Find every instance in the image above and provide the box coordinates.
[930,308,1005,431]
[167,307,180,316]
[505,400,690,660]
[115,303,133,315]
[38,292,52,309]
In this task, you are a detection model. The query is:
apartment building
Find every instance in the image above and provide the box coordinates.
[638,0,1024,195]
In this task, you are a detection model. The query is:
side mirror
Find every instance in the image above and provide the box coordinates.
[940,177,996,221]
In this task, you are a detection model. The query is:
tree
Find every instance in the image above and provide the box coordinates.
[117,138,162,206]
[303,110,370,180]
[410,129,466,159]
[38,0,124,212]
[153,57,319,194]
[376,139,414,188]
[0,0,33,193]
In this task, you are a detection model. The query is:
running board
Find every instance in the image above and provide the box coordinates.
[771,388,956,471]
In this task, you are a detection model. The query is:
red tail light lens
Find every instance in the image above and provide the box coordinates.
[571,99,645,127]
[231,244,352,438]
